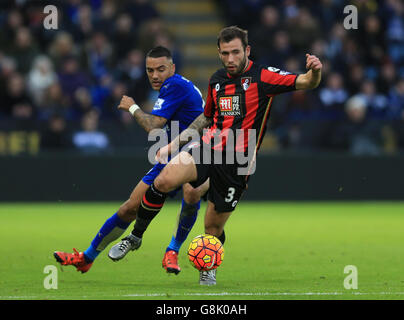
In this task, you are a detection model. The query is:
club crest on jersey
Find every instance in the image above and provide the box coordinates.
[218,95,241,116]
[241,77,251,91]
[153,98,164,111]
[215,83,220,92]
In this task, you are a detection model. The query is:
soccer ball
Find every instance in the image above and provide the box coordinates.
[187,234,224,271]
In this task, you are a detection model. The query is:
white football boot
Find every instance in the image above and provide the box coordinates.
[199,269,217,285]
[108,234,142,261]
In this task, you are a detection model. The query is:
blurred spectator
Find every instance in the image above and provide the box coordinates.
[346,63,365,95]
[284,56,300,74]
[0,56,17,115]
[115,49,150,106]
[69,4,95,42]
[286,8,322,52]
[387,78,404,120]
[391,84,404,150]
[73,87,93,116]
[216,0,264,29]
[137,18,166,54]
[57,56,91,116]
[377,61,398,95]
[24,1,57,50]
[12,102,35,121]
[111,13,137,61]
[384,0,404,66]
[310,0,345,33]
[355,15,386,67]
[352,0,378,15]
[90,74,113,112]
[65,0,84,23]
[0,9,24,49]
[125,0,160,29]
[319,73,348,119]
[39,82,70,119]
[7,27,40,74]
[331,95,382,155]
[357,80,389,119]
[27,55,57,107]
[0,55,17,80]
[82,31,114,81]
[283,0,299,20]
[40,113,72,151]
[262,31,292,68]
[341,38,361,67]
[73,109,109,153]
[0,73,34,118]
[103,81,128,119]
[48,31,79,71]
[274,89,327,151]
[310,39,327,61]
[325,23,347,64]
[96,0,118,38]
[249,6,281,63]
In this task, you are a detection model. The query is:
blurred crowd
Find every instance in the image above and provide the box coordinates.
[0,0,179,154]
[0,0,403,155]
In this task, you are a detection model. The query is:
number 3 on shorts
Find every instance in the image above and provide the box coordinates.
[225,187,236,202]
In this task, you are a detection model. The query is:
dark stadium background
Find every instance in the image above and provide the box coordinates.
[0,0,403,201]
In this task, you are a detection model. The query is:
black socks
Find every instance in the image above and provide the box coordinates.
[132,183,167,238]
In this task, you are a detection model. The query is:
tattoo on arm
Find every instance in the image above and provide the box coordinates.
[132,109,167,132]
[177,113,212,147]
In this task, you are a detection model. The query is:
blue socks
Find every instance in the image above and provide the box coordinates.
[83,198,199,263]
[84,212,130,262]
[167,199,200,253]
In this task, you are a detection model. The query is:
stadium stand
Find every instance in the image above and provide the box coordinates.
[0,0,403,156]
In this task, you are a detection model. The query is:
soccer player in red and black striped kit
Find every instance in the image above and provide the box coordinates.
[133,26,322,285]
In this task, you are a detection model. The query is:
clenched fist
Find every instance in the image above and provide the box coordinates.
[305,54,322,73]
[118,95,136,112]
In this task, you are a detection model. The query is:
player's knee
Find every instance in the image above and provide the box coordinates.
[154,172,174,193]
[183,185,200,204]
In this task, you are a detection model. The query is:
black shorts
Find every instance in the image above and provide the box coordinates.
[182,140,249,213]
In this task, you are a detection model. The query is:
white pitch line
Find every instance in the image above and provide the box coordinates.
[123,291,404,297]
[0,296,39,299]
[2,292,404,299]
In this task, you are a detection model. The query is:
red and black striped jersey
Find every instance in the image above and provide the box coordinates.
[202,60,297,154]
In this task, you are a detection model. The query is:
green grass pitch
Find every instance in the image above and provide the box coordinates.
[0,201,403,300]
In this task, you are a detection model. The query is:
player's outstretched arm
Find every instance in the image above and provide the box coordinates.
[118,95,167,133]
[179,113,212,144]
[295,54,322,90]
[156,113,212,163]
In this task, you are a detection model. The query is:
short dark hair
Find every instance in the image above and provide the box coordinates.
[217,26,248,49]
[146,46,172,60]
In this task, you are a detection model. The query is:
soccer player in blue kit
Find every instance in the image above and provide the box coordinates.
[54,46,209,274]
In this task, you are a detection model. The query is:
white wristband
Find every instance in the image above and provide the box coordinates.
[129,104,140,116]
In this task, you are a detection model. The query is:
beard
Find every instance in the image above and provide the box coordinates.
[223,54,248,76]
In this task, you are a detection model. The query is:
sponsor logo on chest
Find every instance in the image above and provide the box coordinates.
[218,95,241,116]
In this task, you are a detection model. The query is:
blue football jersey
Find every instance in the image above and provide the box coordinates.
[151,74,204,141]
